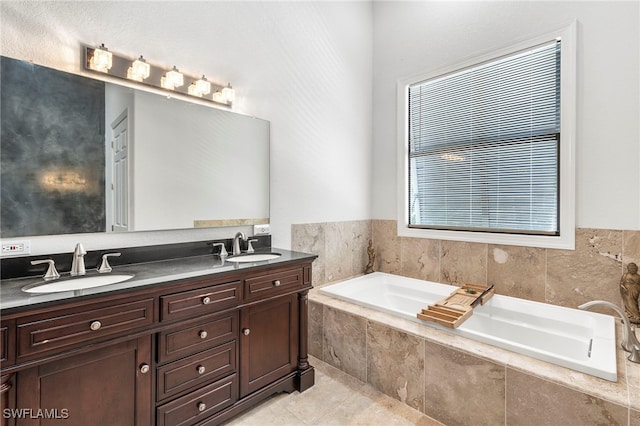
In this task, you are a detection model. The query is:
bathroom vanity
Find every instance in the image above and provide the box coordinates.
[0,248,316,425]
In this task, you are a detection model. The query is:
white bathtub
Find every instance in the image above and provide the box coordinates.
[318,272,618,381]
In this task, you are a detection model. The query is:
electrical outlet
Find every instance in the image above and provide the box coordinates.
[253,224,271,235]
[1,240,31,256]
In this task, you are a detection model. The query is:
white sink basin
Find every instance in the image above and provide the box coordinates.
[22,274,135,294]
[225,253,282,263]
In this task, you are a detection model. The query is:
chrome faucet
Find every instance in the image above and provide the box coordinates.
[31,259,60,281]
[579,300,640,363]
[70,243,87,276]
[232,232,246,256]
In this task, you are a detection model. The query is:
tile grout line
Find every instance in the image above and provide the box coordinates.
[504,366,508,426]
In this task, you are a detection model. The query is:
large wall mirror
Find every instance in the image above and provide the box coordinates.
[0,56,269,238]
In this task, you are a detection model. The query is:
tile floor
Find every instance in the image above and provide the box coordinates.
[222,356,443,425]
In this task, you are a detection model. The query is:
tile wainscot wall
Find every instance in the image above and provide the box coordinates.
[293,219,640,425]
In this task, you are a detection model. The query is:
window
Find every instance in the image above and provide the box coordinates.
[397,24,576,249]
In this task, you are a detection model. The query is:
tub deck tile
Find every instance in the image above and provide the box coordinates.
[424,340,506,426]
[322,305,367,382]
[506,367,629,425]
[366,321,425,413]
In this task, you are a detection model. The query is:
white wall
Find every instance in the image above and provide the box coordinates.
[0,1,373,254]
[372,1,640,230]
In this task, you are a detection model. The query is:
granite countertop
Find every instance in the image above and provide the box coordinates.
[0,248,316,312]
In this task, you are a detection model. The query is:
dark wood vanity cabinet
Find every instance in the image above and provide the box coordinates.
[0,258,314,426]
[14,336,152,426]
[240,293,299,397]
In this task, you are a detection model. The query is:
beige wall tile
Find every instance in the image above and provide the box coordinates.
[623,230,640,266]
[326,220,373,281]
[350,220,373,277]
[631,408,640,425]
[547,228,623,309]
[373,219,402,274]
[293,220,372,285]
[400,237,440,282]
[488,244,546,302]
[440,240,487,285]
[322,306,367,382]
[424,340,505,425]
[366,321,425,412]
[325,222,354,283]
[506,367,628,425]
[292,222,326,285]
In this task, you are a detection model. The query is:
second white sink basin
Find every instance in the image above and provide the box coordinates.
[22,274,135,294]
[225,253,282,263]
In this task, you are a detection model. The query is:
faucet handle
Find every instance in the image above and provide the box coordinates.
[98,252,121,273]
[247,239,258,253]
[74,242,87,256]
[31,259,60,281]
[212,242,228,257]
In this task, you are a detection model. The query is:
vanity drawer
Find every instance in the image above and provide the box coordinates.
[156,372,237,426]
[17,297,154,360]
[158,311,238,363]
[243,267,302,301]
[0,321,15,366]
[157,340,236,401]
[160,280,242,322]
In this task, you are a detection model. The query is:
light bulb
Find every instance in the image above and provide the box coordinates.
[89,44,112,73]
[221,83,235,103]
[162,66,184,90]
[127,56,150,82]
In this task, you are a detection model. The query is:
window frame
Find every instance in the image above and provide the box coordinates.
[396,23,577,250]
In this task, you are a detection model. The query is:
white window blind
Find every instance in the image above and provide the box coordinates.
[408,41,561,235]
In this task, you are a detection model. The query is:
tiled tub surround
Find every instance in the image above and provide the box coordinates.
[293,220,640,312]
[293,220,640,424]
[309,290,640,425]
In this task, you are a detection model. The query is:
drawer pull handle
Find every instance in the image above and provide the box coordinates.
[243,328,250,336]
[197,365,206,375]
[197,402,206,412]
[90,321,102,331]
[199,330,208,339]
[140,364,150,374]
[202,296,211,305]
[273,280,281,287]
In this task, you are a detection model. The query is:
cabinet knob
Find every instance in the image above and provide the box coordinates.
[197,365,206,375]
[243,328,251,336]
[199,330,208,339]
[202,296,211,305]
[140,364,150,374]
[273,280,281,287]
[90,320,102,331]
[197,402,207,412]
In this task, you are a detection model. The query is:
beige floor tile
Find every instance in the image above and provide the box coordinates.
[224,356,441,426]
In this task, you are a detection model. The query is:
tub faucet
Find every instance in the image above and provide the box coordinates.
[70,243,87,276]
[232,232,246,256]
[579,300,640,363]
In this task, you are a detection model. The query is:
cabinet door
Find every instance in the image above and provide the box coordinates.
[14,336,152,426]
[240,294,298,397]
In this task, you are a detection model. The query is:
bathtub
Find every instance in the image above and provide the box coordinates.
[318,272,618,381]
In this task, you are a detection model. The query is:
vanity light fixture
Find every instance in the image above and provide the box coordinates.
[88,43,112,73]
[84,45,234,107]
[161,66,184,90]
[188,75,212,97]
[127,55,150,82]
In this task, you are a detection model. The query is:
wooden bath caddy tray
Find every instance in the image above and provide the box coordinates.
[417,283,495,328]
